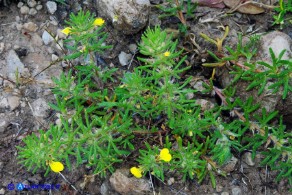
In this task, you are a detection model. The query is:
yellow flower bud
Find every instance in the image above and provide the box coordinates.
[61,27,71,35]
[130,166,143,178]
[49,161,64,173]
[93,18,105,26]
[159,148,172,162]
[164,51,170,57]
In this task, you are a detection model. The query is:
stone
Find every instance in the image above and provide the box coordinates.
[97,0,150,34]
[0,97,8,110]
[231,187,242,195]
[27,0,37,7]
[29,8,38,16]
[23,22,38,32]
[52,54,59,61]
[221,192,229,195]
[42,30,54,45]
[0,42,4,54]
[0,188,5,195]
[196,99,215,111]
[221,156,238,173]
[216,185,223,192]
[57,28,67,39]
[17,2,24,8]
[0,117,8,133]
[167,177,175,185]
[31,98,50,118]
[6,50,25,81]
[31,33,43,47]
[7,96,20,111]
[16,23,23,31]
[100,181,118,195]
[118,51,132,66]
[259,31,292,67]
[46,1,57,14]
[36,4,43,10]
[20,5,30,15]
[242,152,255,166]
[128,43,138,54]
[109,169,151,195]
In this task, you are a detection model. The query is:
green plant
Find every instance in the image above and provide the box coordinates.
[17,11,132,177]
[273,0,292,29]
[156,0,197,33]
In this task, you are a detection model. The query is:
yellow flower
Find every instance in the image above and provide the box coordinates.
[49,161,64,173]
[61,27,71,35]
[130,166,143,178]
[164,51,170,57]
[93,18,105,26]
[159,148,172,162]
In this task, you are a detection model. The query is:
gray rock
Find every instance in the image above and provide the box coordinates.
[222,156,238,173]
[242,152,255,166]
[0,42,4,54]
[31,33,43,47]
[216,185,224,192]
[29,8,37,16]
[46,1,57,14]
[0,117,8,133]
[23,22,38,32]
[20,5,30,15]
[231,187,242,195]
[118,51,132,66]
[195,99,215,111]
[42,31,54,45]
[128,43,138,54]
[0,188,5,195]
[6,50,25,81]
[109,169,151,195]
[0,97,8,110]
[36,4,43,11]
[221,192,230,195]
[7,96,20,111]
[31,98,50,118]
[27,0,37,7]
[17,2,24,8]
[97,0,150,34]
[57,28,67,39]
[259,31,292,67]
[100,180,118,195]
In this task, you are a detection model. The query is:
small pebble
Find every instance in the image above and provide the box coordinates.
[242,152,255,166]
[27,0,37,8]
[46,1,57,14]
[221,192,229,195]
[42,31,54,45]
[15,16,21,22]
[216,185,223,192]
[0,188,5,195]
[118,51,132,66]
[128,43,137,54]
[36,4,43,11]
[0,43,4,54]
[17,2,24,8]
[167,177,175,185]
[23,22,38,32]
[231,187,242,195]
[29,8,37,16]
[52,54,59,61]
[20,5,30,15]
[16,23,23,31]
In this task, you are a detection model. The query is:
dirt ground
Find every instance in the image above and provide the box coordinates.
[0,0,291,194]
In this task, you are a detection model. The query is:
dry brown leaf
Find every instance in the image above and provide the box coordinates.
[193,0,226,8]
[223,0,265,14]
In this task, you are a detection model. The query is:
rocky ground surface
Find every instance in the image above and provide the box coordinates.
[0,0,291,195]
